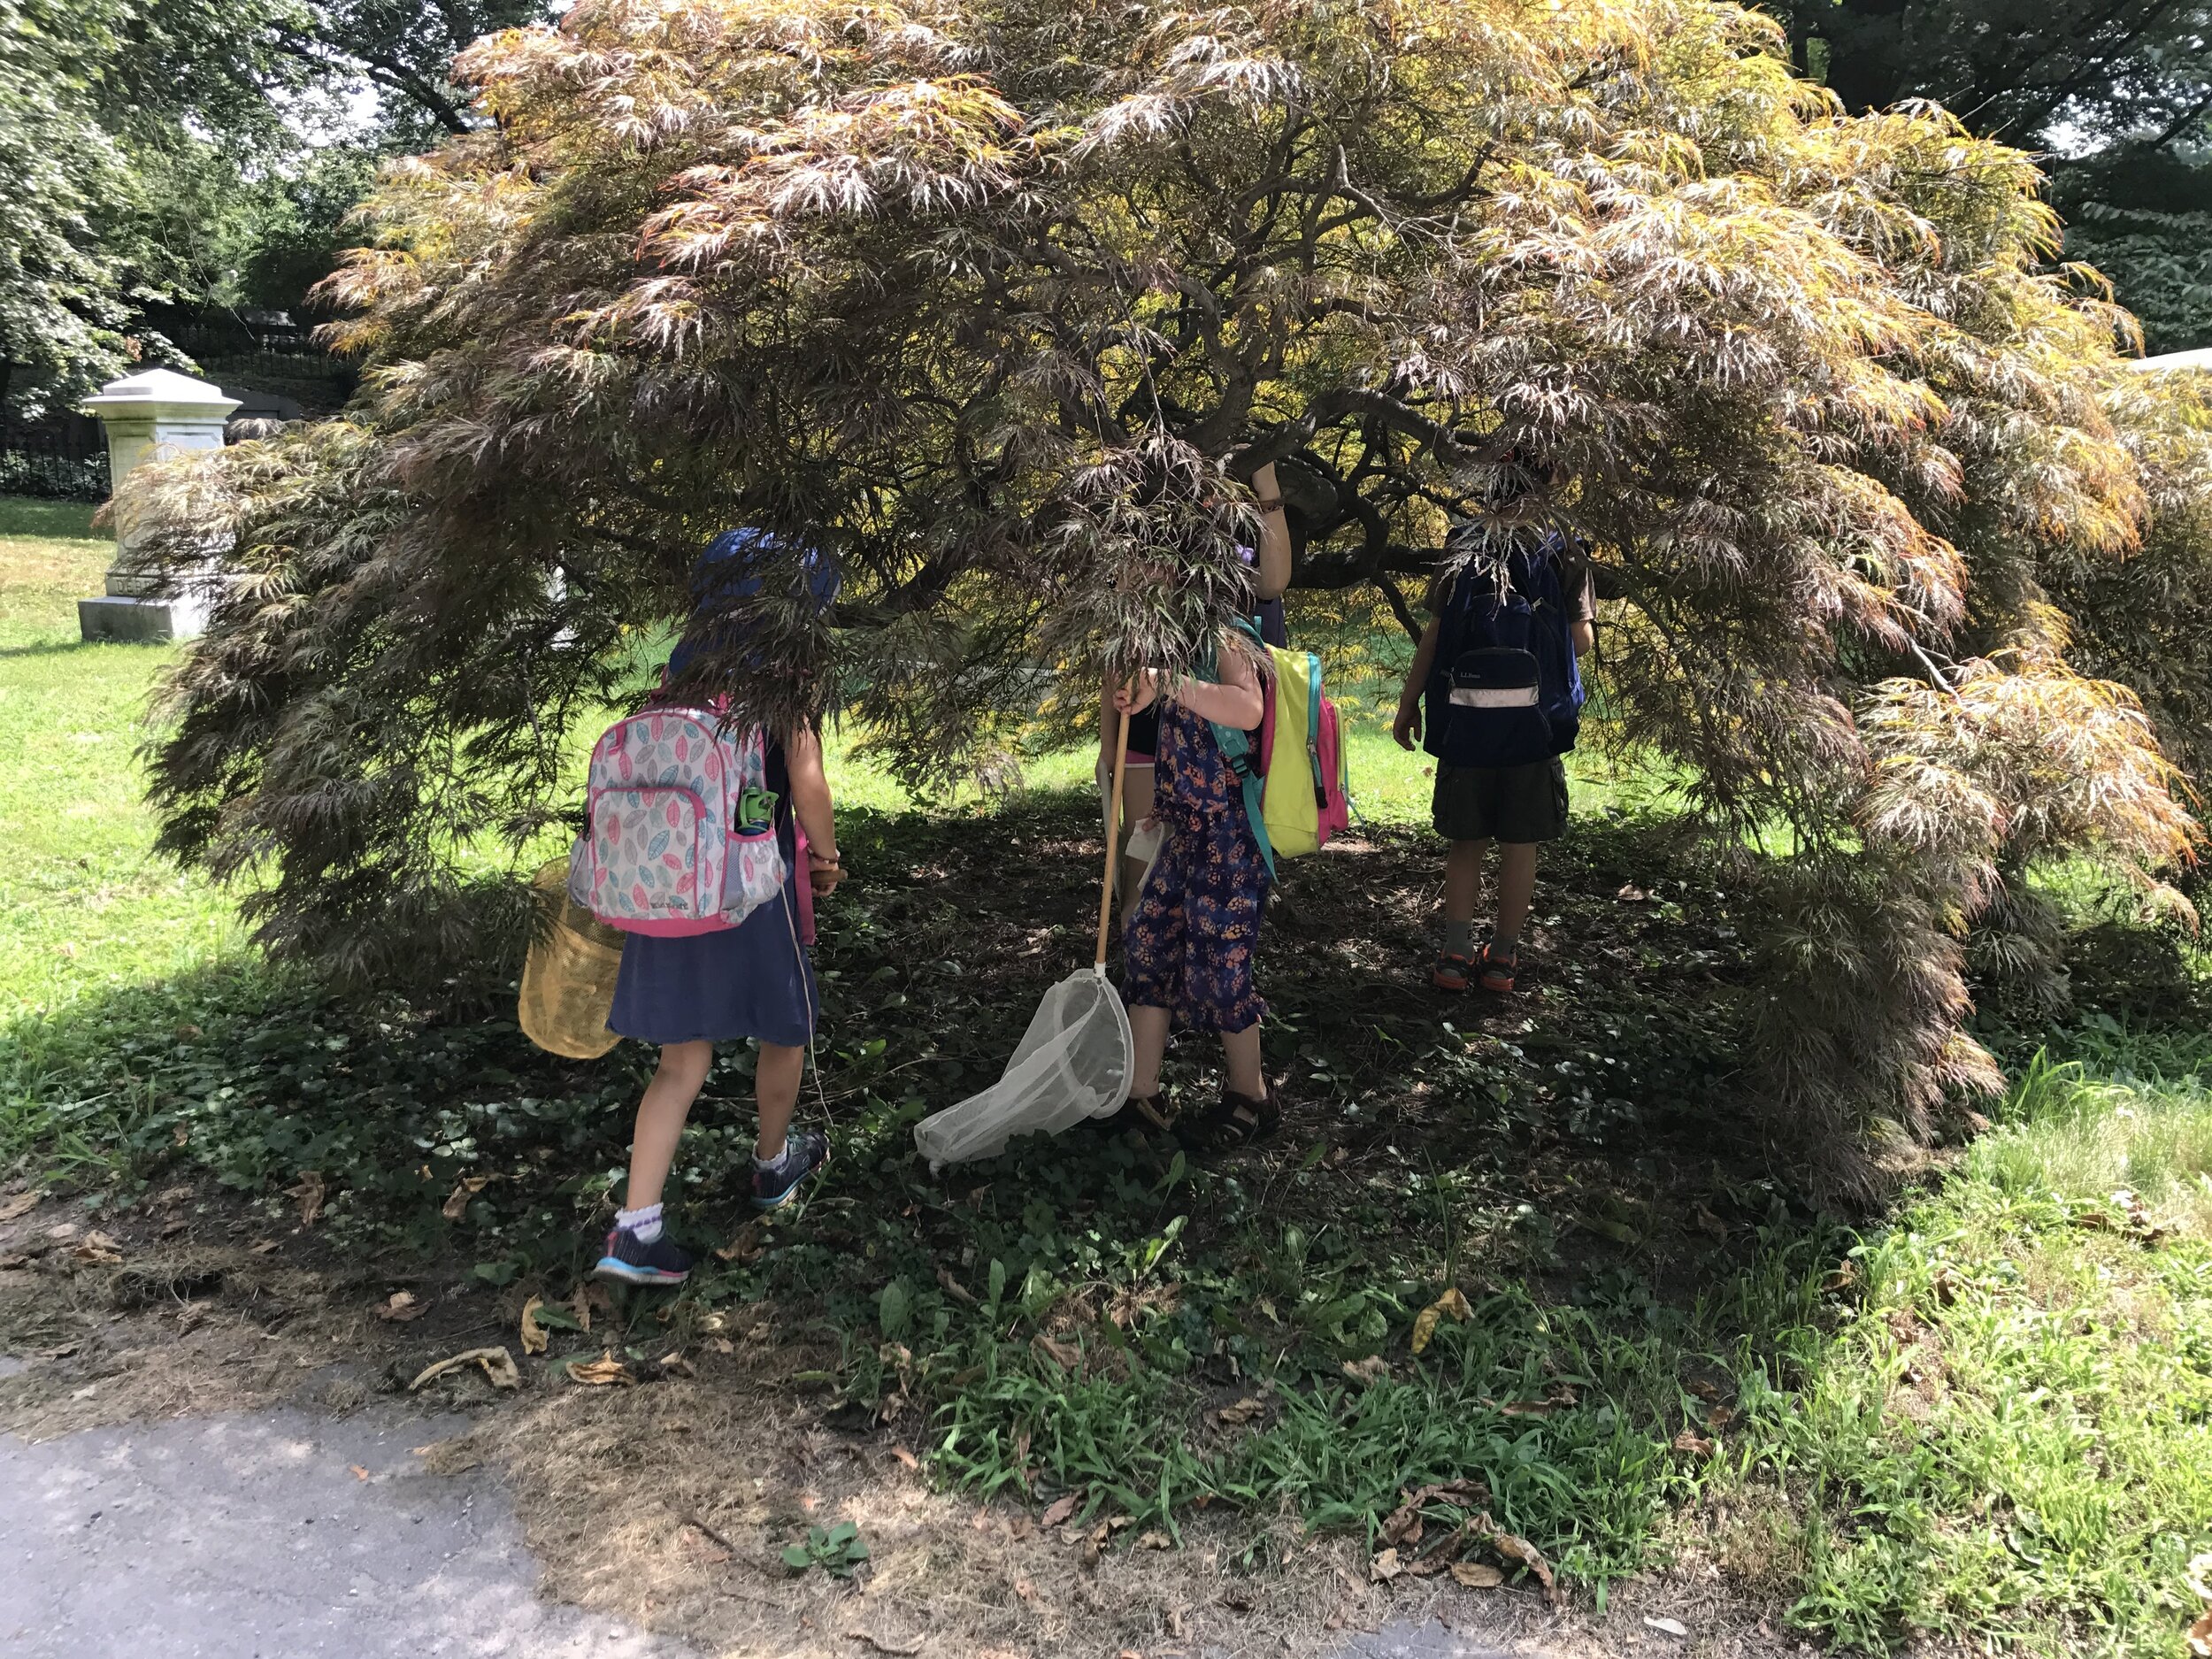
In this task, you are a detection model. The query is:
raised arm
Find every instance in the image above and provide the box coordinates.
[1252,461,1292,602]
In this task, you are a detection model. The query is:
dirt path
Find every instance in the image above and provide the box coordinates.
[2,1402,1548,1659]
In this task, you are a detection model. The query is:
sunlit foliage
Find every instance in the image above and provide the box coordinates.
[117,0,2208,1190]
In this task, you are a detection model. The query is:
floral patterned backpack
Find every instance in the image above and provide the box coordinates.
[567,702,787,935]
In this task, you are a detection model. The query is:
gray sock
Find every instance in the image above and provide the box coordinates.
[1491,928,1520,955]
[1444,919,1474,957]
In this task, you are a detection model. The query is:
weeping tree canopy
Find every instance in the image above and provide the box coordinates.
[120,0,2212,1190]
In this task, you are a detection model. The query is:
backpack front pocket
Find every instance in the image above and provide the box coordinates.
[1441,648,1555,768]
[589,787,710,921]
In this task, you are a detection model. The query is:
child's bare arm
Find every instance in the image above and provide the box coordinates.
[1252,462,1292,602]
[1394,616,1442,749]
[782,726,843,894]
[1113,633,1267,730]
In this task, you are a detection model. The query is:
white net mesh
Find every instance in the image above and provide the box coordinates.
[912,966,1134,1165]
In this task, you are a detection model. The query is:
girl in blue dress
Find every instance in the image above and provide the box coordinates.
[593,531,847,1286]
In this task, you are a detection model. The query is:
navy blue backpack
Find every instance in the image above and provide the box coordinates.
[1423,531,1586,769]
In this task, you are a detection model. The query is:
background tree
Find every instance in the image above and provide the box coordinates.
[0,0,550,436]
[1772,0,2212,350]
[119,0,2208,1194]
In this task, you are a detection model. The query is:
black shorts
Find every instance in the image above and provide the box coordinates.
[1432,757,1569,844]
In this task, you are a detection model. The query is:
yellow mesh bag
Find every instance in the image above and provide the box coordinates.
[518,858,626,1060]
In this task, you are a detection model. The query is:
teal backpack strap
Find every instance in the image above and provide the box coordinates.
[1302,651,1325,806]
[1210,722,1276,880]
[1198,624,1278,880]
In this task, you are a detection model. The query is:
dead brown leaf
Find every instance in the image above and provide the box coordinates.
[1409,1287,1472,1355]
[1705,1403,1736,1431]
[1031,1333,1082,1371]
[1136,1530,1171,1550]
[1450,1562,1504,1589]
[409,1347,520,1392]
[1340,1356,1390,1387]
[288,1171,326,1228]
[1215,1396,1267,1425]
[1380,1480,1490,1548]
[349,1464,370,1481]
[1040,1494,1082,1528]
[843,1633,925,1655]
[249,1240,280,1256]
[441,1175,491,1221]
[935,1263,975,1303]
[890,1446,919,1471]
[1672,1429,1717,1458]
[519,1295,549,1356]
[565,1354,634,1386]
[715,1223,764,1264]
[1369,1548,1403,1584]
[69,1231,122,1267]
[0,1190,43,1224]
[376,1290,424,1323]
[1488,1531,1558,1604]
[1011,1577,1037,1602]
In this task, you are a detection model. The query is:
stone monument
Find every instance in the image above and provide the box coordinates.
[77,367,241,643]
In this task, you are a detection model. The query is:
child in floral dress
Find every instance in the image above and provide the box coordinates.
[1110,635,1279,1146]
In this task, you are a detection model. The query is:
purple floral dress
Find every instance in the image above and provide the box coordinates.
[1121,700,1269,1033]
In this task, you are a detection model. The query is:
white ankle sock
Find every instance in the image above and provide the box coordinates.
[616,1202,663,1242]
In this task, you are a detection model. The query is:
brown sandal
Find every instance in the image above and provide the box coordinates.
[1098,1090,1175,1136]
[1187,1083,1280,1149]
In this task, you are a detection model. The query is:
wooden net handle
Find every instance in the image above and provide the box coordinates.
[1094,695,1133,969]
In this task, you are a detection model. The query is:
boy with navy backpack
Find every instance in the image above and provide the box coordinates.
[1392,493,1596,994]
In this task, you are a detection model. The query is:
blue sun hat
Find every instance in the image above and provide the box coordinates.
[670,527,842,678]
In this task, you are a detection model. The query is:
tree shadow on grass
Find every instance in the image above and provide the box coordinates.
[3,793,1857,1594]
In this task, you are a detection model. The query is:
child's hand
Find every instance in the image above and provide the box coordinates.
[1392,698,1423,750]
[1111,672,1162,716]
[807,849,845,896]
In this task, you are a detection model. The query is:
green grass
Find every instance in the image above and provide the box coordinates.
[1739,1047,2212,1652]
[4,495,2210,1652]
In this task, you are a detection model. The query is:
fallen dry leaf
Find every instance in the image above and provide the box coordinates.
[1705,1403,1736,1431]
[714,1223,764,1264]
[1409,1287,1472,1355]
[349,1465,370,1481]
[1380,1479,1489,1548]
[1031,1333,1082,1370]
[653,1350,695,1378]
[0,1190,43,1224]
[519,1294,549,1356]
[441,1175,491,1221]
[1369,1548,1404,1584]
[710,1336,734,1355]
[1040,1494,1082,1528]
[891,1446,919,1471]
[1672,1428,1717,1457]
[935,1263,975,1303]
[249,1239,280,1256]
[1012,1577,1037,1602]
[571,1283,600,1333]
[69,1231,123,1267]
[1136,1530,1171,1551]
[1488,1531,1558,1605]
[409,1347,520,1392]
[1643,1617,1690,1638]
[2190,1611,2211,1659]
[565,1354,634,1386]
[842,1633,924,1656]
[1340,1356,1390,1387]
[376,1290,423,1323]
[288,1171,326,1228]
[1216,1396,1267,1425]
[1450,1561,1505,1588]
